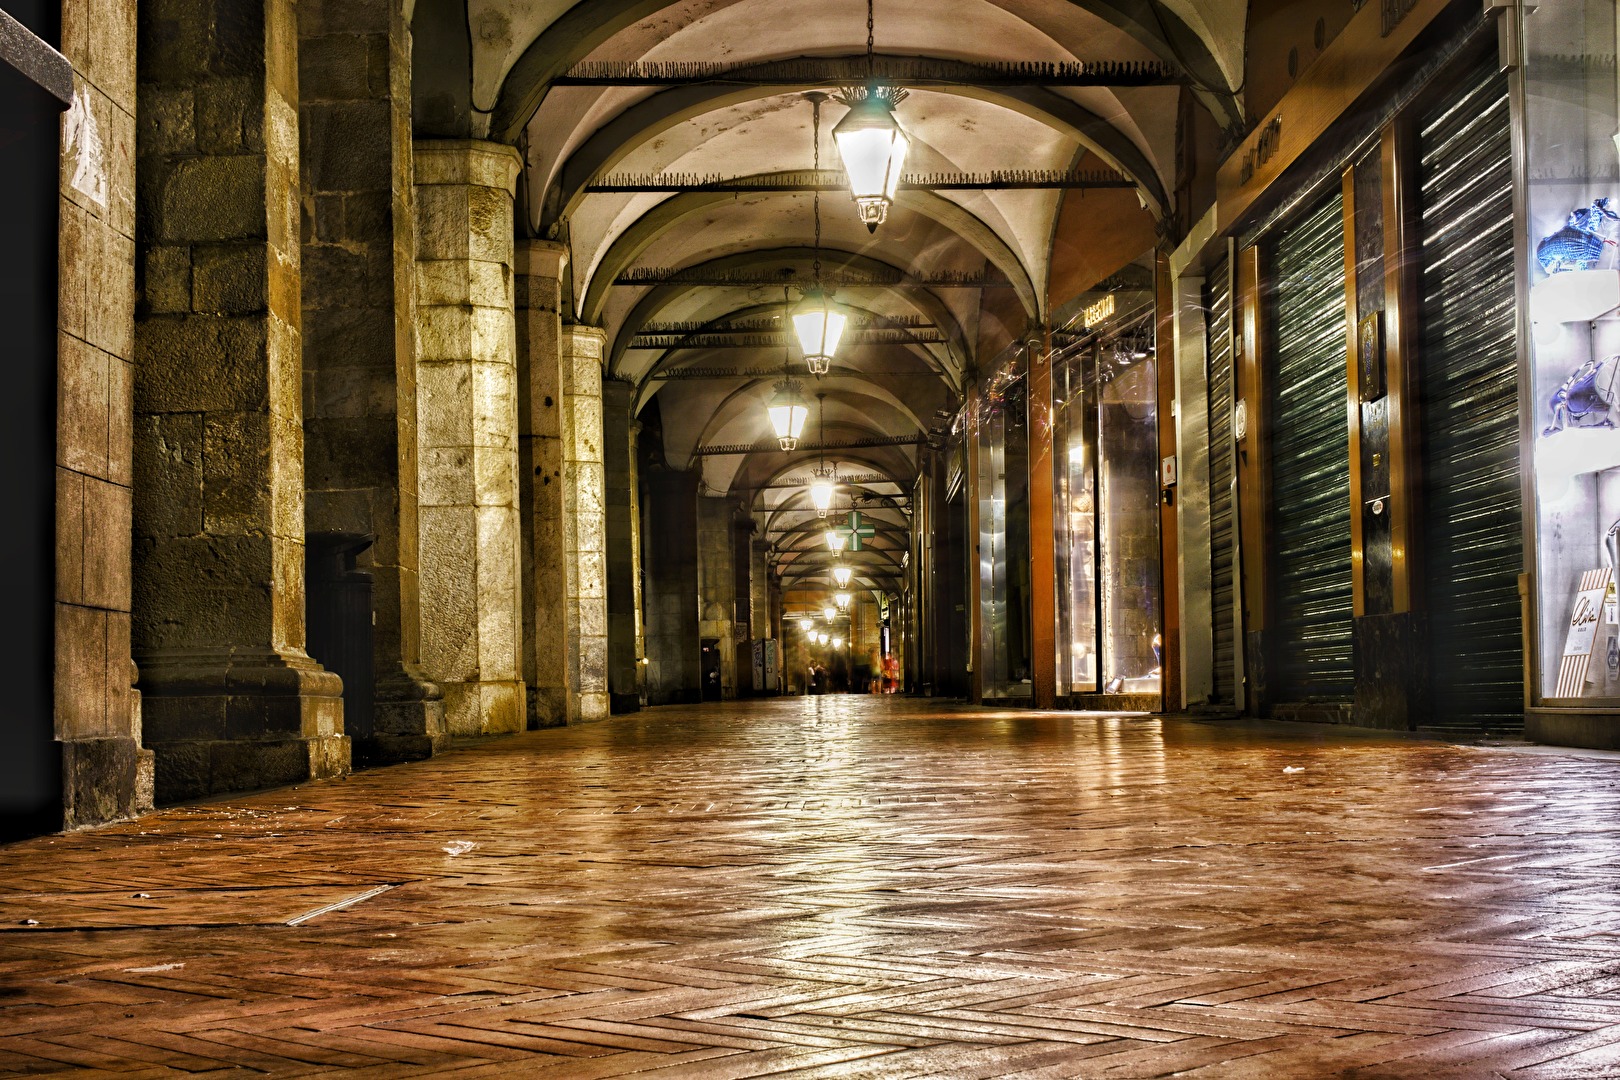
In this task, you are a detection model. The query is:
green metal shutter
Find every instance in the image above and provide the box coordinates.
[1417,56,1522,733]
[1206,258,1237,705]
[1270,193,1354,704]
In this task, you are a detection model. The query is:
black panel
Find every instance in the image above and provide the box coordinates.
[1205,258,1236,706]
[1269,193,1354,705]
[1417,55,1522,733]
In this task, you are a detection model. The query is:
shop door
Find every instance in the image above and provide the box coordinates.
[1417,55,1523,732]
[1269,193,1354,706]
[1205,258,1237,706]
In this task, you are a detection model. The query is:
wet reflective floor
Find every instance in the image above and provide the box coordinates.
[3,697,1620,1077]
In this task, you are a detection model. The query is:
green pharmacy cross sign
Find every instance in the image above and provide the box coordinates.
[841,511,877,552]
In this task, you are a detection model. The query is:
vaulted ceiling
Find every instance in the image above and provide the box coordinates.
[414,0,1245,598]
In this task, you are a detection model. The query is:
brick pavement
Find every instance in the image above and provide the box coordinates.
[2,697,1620,1077]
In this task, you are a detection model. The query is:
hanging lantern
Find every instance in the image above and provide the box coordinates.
[823,603,837,622]
[767,377,809,451]
[816,632,829,645]
[833,564,853,588]
[834,87,909,232]
[798,617,814,632]
[809,465,837,517]
[834,591,852,611]
[794,286,847,375]
[825,529,847,552]
[831,637,843,648]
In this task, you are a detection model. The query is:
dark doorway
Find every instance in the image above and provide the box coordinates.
[306,534,375,756]
[700,638,722,700]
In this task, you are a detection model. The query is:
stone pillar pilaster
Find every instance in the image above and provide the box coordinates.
[514,240,567,727]
[604,379,642,713]
[642,469,702,704]
[561,327,610,723]
[412,139,525,736]
[300,0,445,764]
[133,0,348,802]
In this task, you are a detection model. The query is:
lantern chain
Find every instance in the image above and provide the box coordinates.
[811,95,822,281]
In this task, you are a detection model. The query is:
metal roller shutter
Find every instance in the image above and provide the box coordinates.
[1417,56,1521,733]
[1206,259,1237,706]
[1270,193,1354,704]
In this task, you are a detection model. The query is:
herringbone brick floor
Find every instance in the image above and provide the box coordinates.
[3,699,1620,1077]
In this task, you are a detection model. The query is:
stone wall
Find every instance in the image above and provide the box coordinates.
[412,139,525,736]
[56,0,151,826]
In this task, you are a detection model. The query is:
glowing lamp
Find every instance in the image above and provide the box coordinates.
[834,591,852,611]
[833,565,853,588]
[823,604,837,621]
[825,529,847,552]
[799,617,814,632]
[767,377,808,451]
[810,475,837,517]
[834,89,909,232]
[794,287,847,375]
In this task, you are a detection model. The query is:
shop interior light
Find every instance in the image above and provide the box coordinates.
[833,564,853,588]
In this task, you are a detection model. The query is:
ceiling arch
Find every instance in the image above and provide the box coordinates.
[538,65,1172,232]
[478,0,1241,144]
[579,183,1039,328]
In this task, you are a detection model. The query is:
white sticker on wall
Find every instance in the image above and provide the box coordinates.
[63,90,107,209]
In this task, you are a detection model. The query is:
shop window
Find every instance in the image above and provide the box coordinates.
[1524,0,1620,701]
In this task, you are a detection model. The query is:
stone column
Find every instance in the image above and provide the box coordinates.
[642,468,701,704]
[561,326,610,723]
[697,496,738,699]
[412,139,524,736]
[299,0,445,763]
[514,239,566,727]
[603,378,642,713]
[134,0,347,802]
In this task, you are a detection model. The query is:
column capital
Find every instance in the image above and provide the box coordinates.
[562,324,608,366]
[412,139,523,195]
[516,239,568,280]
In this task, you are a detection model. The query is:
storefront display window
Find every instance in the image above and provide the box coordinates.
[1051,279,1163,698]
[976,344,1032,698]
[1525,0,1620,700]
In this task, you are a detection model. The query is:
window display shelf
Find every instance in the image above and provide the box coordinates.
[1533,269,1620,323]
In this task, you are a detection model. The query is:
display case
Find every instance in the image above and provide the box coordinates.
[1525,0,1620,702]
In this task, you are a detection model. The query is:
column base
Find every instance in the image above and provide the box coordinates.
[360,669,449,766]
[528,685,568,729]
[61,737,154,829]
[441,679,525,735]
[137,648,350,803]
[571,691,609,724]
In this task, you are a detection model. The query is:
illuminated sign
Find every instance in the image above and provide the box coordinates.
[1082,294,1115,328]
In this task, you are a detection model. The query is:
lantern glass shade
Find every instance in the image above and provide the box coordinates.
[831,637,843,648]
[833,565,853,588]
[834,591,851,610]
[793,288,847,369]
[798,617,814,632]
[834,95,909,231]
[825,529,846,552]
[767,378,809,450]
[823,604,836,621]
[810,477,836,516]
[816,632,829,645]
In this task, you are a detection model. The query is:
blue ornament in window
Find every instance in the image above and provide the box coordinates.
[1543,353,1620,435]
[1537,198,1620,274]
